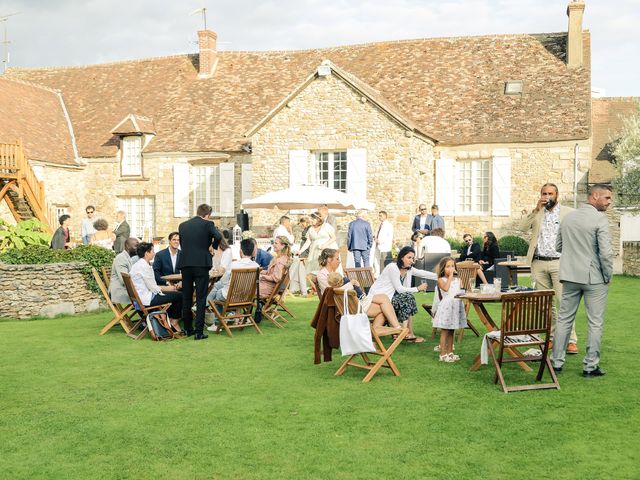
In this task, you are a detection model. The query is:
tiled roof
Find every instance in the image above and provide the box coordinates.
[4,31,591,157]
[590,97,640,184]
[0,77,78,165]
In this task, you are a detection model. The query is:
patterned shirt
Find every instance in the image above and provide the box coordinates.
[536,205,561,258]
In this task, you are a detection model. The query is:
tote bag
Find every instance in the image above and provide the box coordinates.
[339,290,375,356]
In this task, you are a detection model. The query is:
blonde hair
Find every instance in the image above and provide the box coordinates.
[268,235,293,269]
[327,272,344,288]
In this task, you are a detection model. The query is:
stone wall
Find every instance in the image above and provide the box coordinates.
[250,73,435,239]
[623,241,640,276]
[0,262,102,319]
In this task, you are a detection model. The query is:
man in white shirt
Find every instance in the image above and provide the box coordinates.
[273,215,294,244]
[81,205,97,245]
[374,210,394,275]
[207,239,260,328]
[421,228,451,254]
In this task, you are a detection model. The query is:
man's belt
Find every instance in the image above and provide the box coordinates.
[533,255,560,261]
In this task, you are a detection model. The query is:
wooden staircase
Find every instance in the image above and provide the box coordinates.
[0,140,53,232]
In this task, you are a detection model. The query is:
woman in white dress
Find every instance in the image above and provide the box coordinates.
[300,212,337,273]
[90,218,115,250]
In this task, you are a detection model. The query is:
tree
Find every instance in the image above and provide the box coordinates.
[611,104,640,207]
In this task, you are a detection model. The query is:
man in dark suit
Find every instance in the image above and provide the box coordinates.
[177,204,222,340]
[347,210,373,267]
[153,231,182,285]
[113,211,130,254]
[457,233,481,262]
[411,204,431,236]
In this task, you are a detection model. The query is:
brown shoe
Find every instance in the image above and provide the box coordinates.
[567,343,579,354]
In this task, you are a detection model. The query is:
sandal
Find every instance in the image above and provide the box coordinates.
[404,336,425,344]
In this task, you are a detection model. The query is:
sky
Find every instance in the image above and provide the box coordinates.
[1,0,638,96]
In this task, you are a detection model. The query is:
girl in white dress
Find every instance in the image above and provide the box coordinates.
[432,257,467,362]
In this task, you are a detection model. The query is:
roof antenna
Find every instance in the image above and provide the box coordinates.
[189,7,207,30]
[1,12,20,73]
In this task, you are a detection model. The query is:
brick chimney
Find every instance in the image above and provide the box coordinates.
[566,1,585,69]
[197,29,218,79]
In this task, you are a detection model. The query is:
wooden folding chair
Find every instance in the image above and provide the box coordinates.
[486,290,560,393]
[208,267,262,337]
[333,288,408,383]
[425,261,481,342]
[261,266,291,328]
[344,267,375,294]
[120,272,171,340]
[308,273,321,300]
[274,268,296,319]
[92,267,134,335]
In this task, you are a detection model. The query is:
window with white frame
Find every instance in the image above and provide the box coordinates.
[117,196,154,240]
[457,159,491,214]
[121,136,142,176]
[314,151,347,192]
[193,165,220,214]
[54,206,68,219]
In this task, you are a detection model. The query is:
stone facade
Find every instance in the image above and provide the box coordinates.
[250,73,435,239]
[622,242,640,276]
[0,262,102,319]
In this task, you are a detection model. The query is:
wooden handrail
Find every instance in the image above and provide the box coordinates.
[0,140,54,231]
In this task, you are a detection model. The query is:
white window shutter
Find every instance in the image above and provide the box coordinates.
[435,156,456,215]
[173,164,190,217]
[219,162,235,217]
[346,148,367,201]
[241,163,252,202]
[289,150,309,187]
[492,156,511,216]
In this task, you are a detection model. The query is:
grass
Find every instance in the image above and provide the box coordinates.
[1,276,639,479]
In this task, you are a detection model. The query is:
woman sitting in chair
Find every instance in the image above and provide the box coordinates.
[368,246,438,343]
[479,231,500,282]
[316,248,404,331]
[259,236,292,299]
[129,242,183,328]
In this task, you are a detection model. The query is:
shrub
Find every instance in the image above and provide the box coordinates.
[0,218,52,251]
[0,244,115,293]
[498,235,529,257]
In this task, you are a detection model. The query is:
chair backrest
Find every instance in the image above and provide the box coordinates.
[309,273,322,300]
[414,253,450,291]
[344,267,375,290]
[262,266,290,306]
[101,266,112,287]
[120,272,146,313]
[332,288,361,316]
[457,262,479,291]
[224,267,260,309]
[494,257,517,286]
[500,290,554,336]
[92,267,118,311]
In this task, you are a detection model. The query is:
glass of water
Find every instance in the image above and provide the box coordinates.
[494,278,502,292]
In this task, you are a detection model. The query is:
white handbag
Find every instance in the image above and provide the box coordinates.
[339,290,375,356]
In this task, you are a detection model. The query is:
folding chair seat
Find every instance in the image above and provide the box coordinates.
[208,267,262,337]
[485,290,560,393]
[344,267,375,294]
[101,266,112,288]
[92,267,134,335]
[333,288,408,383]
[121,272,171,340]
[261,266,291,328]
[274,268,296,319]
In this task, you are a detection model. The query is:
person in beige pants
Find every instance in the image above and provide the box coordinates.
[520,183,578,353]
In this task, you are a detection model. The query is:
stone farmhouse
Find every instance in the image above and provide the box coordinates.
[1,1,594,244]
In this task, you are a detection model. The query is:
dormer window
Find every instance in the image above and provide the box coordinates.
[504,81,523,95]
[121,136,142,176]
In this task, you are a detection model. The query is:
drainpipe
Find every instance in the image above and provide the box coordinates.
[573,143,579,208]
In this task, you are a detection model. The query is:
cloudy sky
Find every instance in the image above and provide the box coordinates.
[1,0,638,96]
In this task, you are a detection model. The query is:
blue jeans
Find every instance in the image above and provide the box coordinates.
[352,249,370,268]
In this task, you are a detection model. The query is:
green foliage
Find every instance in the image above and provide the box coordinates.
[498,235,529,256]
[0,244,114,293]
[0,218,52,251]
[612,168,640,207]
[612,105,640,207]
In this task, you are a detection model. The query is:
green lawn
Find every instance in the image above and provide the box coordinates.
[1,276,639,480]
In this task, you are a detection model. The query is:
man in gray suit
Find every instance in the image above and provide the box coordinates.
[552,184,613,377]
[520,183,577,353]
[112,211,131,254]
[347,210,373,267]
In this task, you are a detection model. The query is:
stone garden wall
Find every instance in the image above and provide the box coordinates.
[0,262,102,319]
[623,242,640,276]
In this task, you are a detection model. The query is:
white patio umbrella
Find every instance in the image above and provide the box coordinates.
[241,185,375,211]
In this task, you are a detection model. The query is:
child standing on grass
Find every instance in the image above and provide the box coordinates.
[433,257,467,363]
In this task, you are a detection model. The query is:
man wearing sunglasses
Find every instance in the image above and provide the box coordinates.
[457,234,481,262]
[81,206,97,245]
[411,204,431,236]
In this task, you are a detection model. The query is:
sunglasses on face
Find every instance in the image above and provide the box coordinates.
[86,211,94,214]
